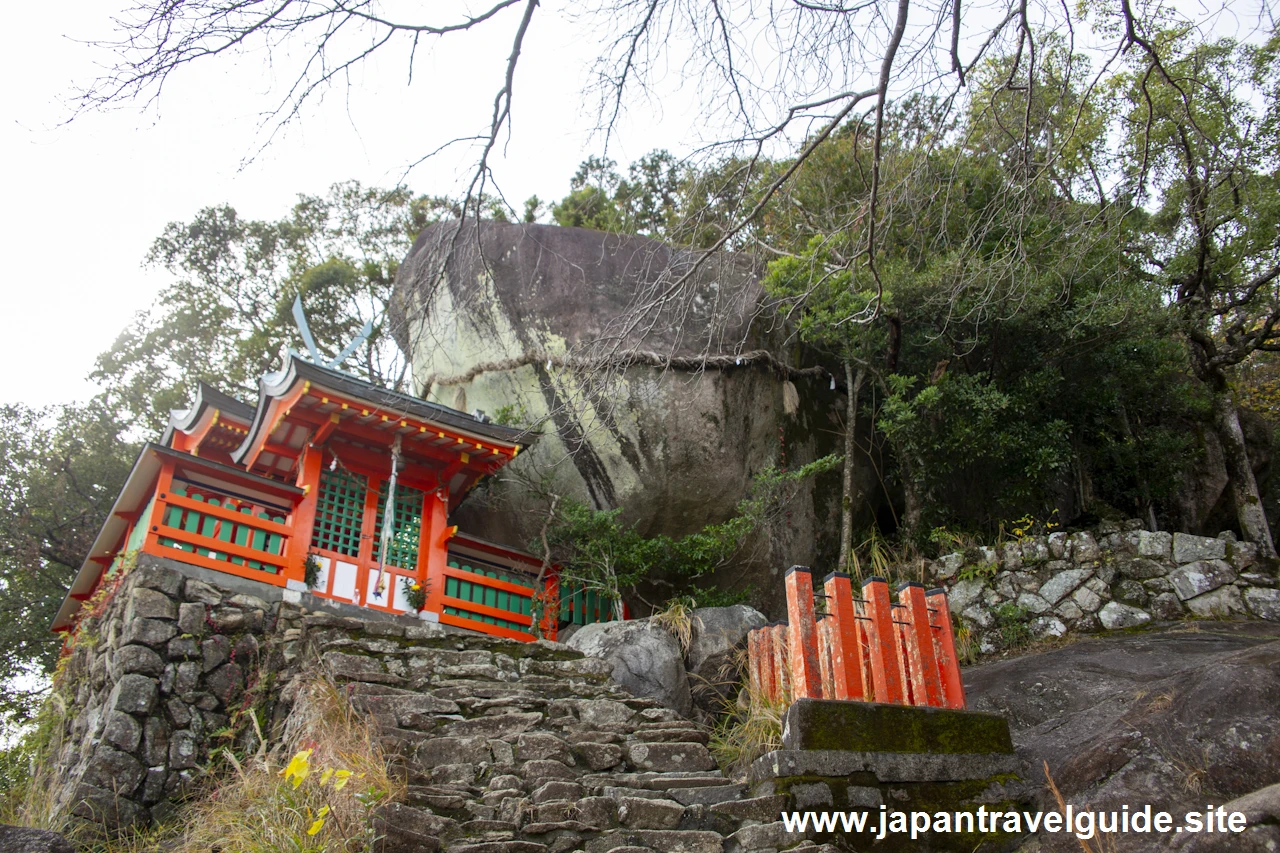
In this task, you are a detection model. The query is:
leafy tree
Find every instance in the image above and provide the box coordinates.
[0,404,137,729]
[93,182,450,433]
[551,152,686,239]
[1118,30,1280,555]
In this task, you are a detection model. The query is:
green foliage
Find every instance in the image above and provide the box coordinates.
[994,604,1033,649]
[0,404,136,729]
[551,152,684,239]
[686,585,751,608]
[958,562,998,582]
[304,554,322,589]
[92,181,448,433]
[541,454,842,608]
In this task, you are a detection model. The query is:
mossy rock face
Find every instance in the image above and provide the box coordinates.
[781,699,1015,755]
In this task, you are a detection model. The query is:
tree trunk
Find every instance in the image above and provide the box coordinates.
[837,362,866,573]
[1211,386,1277,558]
[900,454,923,539]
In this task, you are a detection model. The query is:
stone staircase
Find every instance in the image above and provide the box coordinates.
[301,614,835,853]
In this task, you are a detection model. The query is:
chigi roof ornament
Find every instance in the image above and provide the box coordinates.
[291,294,374,371]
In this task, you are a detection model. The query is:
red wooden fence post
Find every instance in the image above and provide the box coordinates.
[861,577,906,705]
[770,623,791,701]
[898,582,945,707]
[823,572,868,701]
[784,566,824,700]
[817,616,835,694]
[927,587,968,709]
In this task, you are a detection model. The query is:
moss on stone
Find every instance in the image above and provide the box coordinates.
[781,699,1015,755]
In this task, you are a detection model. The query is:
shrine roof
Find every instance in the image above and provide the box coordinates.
[160,381,255,447]
[230,355,527,468]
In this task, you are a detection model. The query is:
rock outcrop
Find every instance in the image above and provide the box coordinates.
[964,622,1280,852]
[0,826,75,853]
[391,221,875,609]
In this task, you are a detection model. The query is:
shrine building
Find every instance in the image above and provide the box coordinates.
[53,349,619,642]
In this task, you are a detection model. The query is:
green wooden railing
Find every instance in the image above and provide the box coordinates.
[156,481,289,575]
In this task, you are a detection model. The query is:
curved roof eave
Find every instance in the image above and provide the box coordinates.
[231,355,529,466]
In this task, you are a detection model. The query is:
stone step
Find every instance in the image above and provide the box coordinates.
[724,820,812,853]
[582,828,725,853]
[457,818,518,839]
[624,742,718,772]
[406,785,470,812]
[600,783,742,805]
[376,802,455,853]
[583,771,729,793]
[633,727,710,745]
[616,796,686,829]
[445,841,550,853]
[709,794,789,823]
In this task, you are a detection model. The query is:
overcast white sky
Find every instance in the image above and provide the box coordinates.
[0,1,705,409]
[2,1,1272,412]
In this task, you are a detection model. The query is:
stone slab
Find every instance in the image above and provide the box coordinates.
[749,748,1021,784]
[780,698,1015,755]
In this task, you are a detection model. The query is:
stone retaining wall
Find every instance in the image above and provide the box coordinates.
[926,521,1280,654]
[45,556,309,830]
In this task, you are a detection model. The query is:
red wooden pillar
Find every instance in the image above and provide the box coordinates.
[817,616,835,695]
[142,457,176,559]
[784,566,824,700]
[898,582,945,707]
[540,569,561,640]
[823,572,868,701]
[417,490,451,621]
[861,577,906,705]
[284,444,323,587]
[927,587,968,709]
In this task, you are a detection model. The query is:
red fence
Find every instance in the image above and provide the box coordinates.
[747,567,966,710]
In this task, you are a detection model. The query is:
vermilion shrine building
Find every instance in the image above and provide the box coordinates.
[54,353,615,642]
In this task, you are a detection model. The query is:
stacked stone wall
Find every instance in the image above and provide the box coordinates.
[926,520,1280,653]
[46,557,311,830]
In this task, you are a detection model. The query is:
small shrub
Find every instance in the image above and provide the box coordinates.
[304,553,323,588]
[994,603,1033,649]
[958,561,998,582]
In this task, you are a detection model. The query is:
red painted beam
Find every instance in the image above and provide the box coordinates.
[822,571,868,701]
[784,566,823,701]
[861,577,906,705]
[928,587,968,710]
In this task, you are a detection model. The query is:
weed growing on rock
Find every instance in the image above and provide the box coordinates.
[652,595,697,653]
[995,604,1033,649]
[708,665,786,777]
[173,675,402,853]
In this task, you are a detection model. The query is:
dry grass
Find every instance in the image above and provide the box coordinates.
[652,595,698,654]
[708,673,787,777]
[1044,762,1118,853]
[0,692,72,835]
[171,675,403,853]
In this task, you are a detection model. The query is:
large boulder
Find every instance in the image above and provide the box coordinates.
[967,622,1280,852]
[685,605,768,720]
[391,221,874,616]
[1168,782,1280,851]
[566,620,692,716]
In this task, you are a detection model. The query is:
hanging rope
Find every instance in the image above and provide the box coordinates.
[370,436,402,601]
